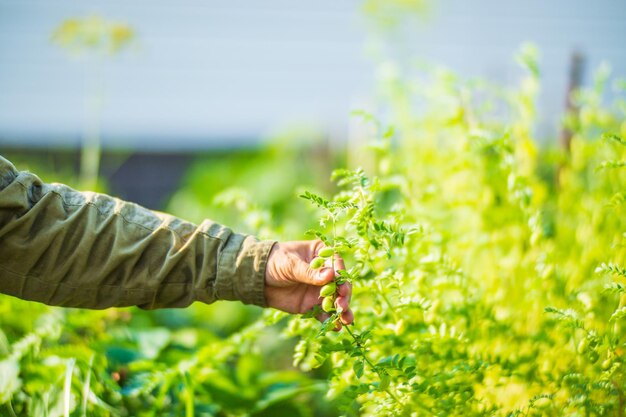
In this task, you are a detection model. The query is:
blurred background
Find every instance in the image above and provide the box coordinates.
[1,2,626,415]
[1,0,625,217]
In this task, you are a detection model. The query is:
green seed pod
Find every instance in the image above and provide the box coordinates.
[320,282,337,297]
[577,338,589,354]
[318,247,334,258]
[588,350,599,364]
[322,296,335,312]
[601,358,612,370]
[310,257,325,269]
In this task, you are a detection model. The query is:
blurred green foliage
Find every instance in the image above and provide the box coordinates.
[2,46,625,415]
[2,12,626,415]
[282,48,626,415]
[52,16,135,56]
[167,134,344,241]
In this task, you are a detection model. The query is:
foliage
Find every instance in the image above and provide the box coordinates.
[282,51,626,415]
[167,135,341,240]
[52,16,135,56]
[2,48,626,416]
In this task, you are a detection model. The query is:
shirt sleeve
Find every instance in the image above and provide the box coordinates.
[0,155,276,309]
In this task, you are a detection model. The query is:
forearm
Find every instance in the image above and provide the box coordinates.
[0,155,275,309]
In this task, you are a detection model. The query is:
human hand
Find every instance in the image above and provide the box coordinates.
[264,240,354,327]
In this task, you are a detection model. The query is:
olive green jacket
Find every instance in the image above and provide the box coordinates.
[0,155,275,309]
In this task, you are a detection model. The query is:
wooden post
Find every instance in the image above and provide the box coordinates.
[560,52,585,153]
[557,51,585,188]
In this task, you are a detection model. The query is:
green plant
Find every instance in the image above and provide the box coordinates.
[2,47,626,416]
[278,50,626,416]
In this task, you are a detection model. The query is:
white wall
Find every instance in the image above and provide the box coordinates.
[0,0,624,150]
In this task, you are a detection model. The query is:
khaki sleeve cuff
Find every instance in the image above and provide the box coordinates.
[214,237,276,307]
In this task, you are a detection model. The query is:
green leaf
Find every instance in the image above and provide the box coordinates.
[252,383,326,414]
[515,43,540,77]
[376,356,394,368]
[0,358,21,404]
[379,373,391,390]
[133,328,171,359]
[610,306,626,321]
[604,282,626,295]
[544,307,584,329]
[603,132,626,147]
[299,191,331,209]
[595,263,626,278]
[596,160,626,170]
[353,360,364,379]
[63,358,76,417]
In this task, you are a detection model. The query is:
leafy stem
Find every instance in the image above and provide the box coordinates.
[342,324,401,403]
[376,280,400,321]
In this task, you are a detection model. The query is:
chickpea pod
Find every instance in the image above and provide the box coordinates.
[310,257,325,269]
[319,282,337,297]
[322,296,336,313]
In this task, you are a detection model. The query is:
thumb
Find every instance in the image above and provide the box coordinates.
[292,258,334,286]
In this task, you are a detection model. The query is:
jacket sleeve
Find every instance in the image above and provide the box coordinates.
[0,155,275,309]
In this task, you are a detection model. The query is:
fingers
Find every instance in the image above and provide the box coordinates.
[340,308,354,325]
[313,241,345,273]
[293,257,335,286]
[313,242,352,326]
[336,293,350,312]
[316,311,344,332]
[316,311,331,323]
[307,240,347,275]
[318,267,335,283]
[336,281,353,325]
[290,240,355,329]
[333,254,346,274]
[310,239,327,257]
[291,240,336,285]
[315,283,353,327]
[336,281,351,298]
